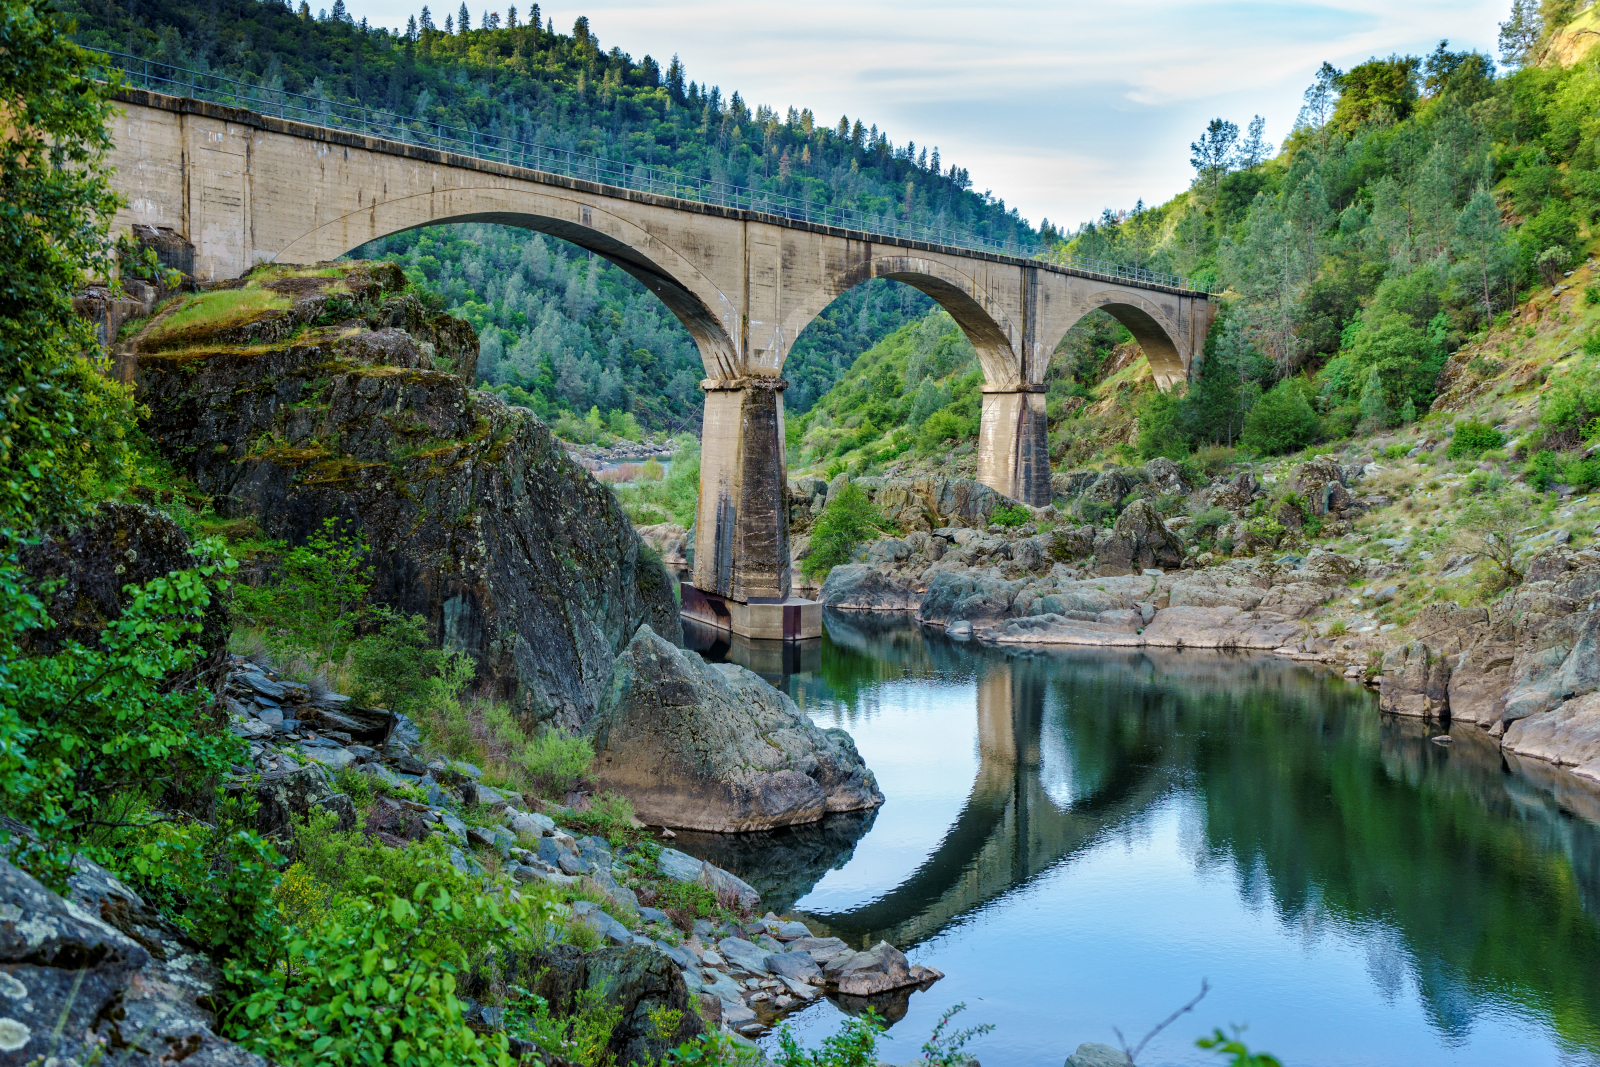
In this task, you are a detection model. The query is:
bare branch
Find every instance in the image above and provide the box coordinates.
[1114,979,1211,1064]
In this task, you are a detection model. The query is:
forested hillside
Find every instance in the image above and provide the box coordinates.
[793,17,1600,492]
[66,0,1021,427]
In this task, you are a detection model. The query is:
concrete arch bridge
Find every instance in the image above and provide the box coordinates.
[102,83,1218,638]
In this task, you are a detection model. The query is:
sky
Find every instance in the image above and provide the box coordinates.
[332,0,1509,232]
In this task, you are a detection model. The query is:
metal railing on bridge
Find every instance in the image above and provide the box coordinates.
[89,48,1207,293]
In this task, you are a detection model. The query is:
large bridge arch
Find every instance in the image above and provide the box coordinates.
[1039,289,1193,391]
[274,189,747,380]
[769,254,1023,389]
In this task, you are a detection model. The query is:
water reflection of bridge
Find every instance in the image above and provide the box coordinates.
[804,655,1171,947]
[686,610,1600,1043]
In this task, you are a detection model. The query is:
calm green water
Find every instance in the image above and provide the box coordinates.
[678,612,1600,1067]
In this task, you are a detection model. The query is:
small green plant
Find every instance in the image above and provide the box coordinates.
[919,1004,995,1067]
[234,516,373,668]
[1446,421,1506,460]
[775,1009,884,1067]
[1325,619,1349,637]
[1585,284,1600,305]
[989,504,1030,528]
[801,480,891,580]
[1197,1029,1283,1066]
[505,982,623,1067]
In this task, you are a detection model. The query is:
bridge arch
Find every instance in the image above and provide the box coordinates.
[1043,289,1192,391]
[273,186,748,379]
[769,254,1023,389]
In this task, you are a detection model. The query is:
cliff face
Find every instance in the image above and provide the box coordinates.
[130,261,680,728]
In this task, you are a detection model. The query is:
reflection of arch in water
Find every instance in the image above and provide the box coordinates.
[798,653,1172,947]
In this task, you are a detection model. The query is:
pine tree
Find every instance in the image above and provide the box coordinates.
[1233,115,1268,169]
[419,4,433,30]
[457,2,469,31]
[1190,118,1239,193]
[506,5,517,27]
[666,54,685,100]
[443,12,452,32]
[1357,367,1392,433]
[328,0,344,22]
[406,13,417,38]
[1499,0,1542,67]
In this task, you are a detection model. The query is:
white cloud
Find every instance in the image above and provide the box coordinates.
[335,0,1509,227]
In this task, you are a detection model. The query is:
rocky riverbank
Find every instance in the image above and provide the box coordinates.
[223,655,927,1042]
[2,652,933,1063]
[800,452,1600,787]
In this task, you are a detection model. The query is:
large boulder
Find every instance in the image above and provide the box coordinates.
[586,627,884,831]
[1378,642,1452,719]
[0,850,266,1066]
[133,263,678,729]
[918,571,1024,626]
[1093,500,1184,575]
[819,564,921,610]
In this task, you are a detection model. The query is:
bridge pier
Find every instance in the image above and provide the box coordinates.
[978,387,1052,507]
[682,376,821,641]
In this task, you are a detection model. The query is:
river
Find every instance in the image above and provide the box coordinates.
[673,611,1600,1066]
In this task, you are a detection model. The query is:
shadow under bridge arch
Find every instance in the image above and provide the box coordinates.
[275,190,745,378]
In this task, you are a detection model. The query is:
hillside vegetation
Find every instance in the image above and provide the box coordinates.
[791,24,1600,498]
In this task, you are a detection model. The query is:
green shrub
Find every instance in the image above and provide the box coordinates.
[348,608,443,716]
[801,481,889,580]
[123,810,281,968]
[775,1010,884,1067]
[1524,449,1562,489]
[989,504,1030,528]
[1136,390,1191,460]
[0,548,244,888]
[519,729,595,796]
[1241,381,1320,456]
[1446,421,1506,459]
[916,409,973,455]
[226,884,528,1067]
[506,984,623,1067]
[1189,506,1232,536]
[1073,499,1118,528]
[234,517,372,668]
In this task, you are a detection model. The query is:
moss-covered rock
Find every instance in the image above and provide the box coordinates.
[129,262,679,728]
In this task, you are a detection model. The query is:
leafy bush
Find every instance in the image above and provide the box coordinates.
[1446,421,1506,460]
[916,409,973,455]
[775,1010,884,1067]
[506,983,623,1067]
[0,548,243,887]
[989,504,1030,528]
[1073,499,1119,528]
[801,481,890,580]
[234,517,372,667]
[226,884,527,1067]
[1456,492,1534,586]
[1189,506,1232,537]
[1241,381,1320,456]
[348,608,441,716]
[123,811,281,968]
[1524,449,1562,490]
[1137,390,1190,460]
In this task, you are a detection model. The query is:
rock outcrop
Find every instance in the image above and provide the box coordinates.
[586,626,884,831]
[130,262,678,728]
[0,849,266,1066]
